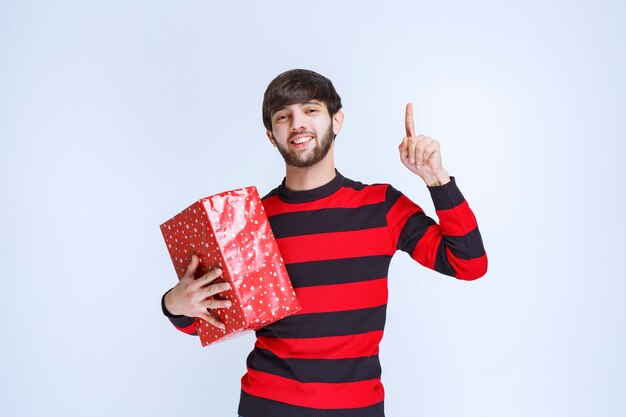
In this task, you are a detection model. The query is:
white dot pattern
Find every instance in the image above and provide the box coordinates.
[160,186,300,347]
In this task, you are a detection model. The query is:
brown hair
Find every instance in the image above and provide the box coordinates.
[262,69,342,132]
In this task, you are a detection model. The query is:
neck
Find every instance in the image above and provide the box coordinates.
[284,145,336,191]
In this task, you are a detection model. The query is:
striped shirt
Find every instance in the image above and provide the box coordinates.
[164,171,487,417]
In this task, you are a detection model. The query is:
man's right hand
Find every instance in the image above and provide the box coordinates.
[164,254,232,329]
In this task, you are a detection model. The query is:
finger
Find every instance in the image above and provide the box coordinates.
[414,138,422,169]
[415,135,431,169]
[184,254,199,279]
[199,311,226,330]
[422,140,440,164]
[405,103,416,138]
[199,281,232,298]
[204,298,232,309]
[408,136,418,165]
[195,267,223,288]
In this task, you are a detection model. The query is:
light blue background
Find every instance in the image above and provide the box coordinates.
[1,1,625,416]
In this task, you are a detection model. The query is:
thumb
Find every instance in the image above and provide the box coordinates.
[398,137,409,162]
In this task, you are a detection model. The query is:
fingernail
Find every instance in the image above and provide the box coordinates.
[225,301,232,307]
[215,268,222,275]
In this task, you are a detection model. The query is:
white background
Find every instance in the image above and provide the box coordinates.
[1,1,625,416]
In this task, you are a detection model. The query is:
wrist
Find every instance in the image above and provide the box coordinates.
[163,289,182,316]
[423,169,450,187]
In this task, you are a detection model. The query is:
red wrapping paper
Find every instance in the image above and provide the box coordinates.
[160,186,300,346]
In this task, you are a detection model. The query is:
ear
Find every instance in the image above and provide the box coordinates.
[266,129,277,147]
[332,110,345,135]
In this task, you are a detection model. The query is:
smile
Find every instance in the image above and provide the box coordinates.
[290,136,314,145]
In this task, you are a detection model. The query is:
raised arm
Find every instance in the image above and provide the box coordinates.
[389,103,487,280]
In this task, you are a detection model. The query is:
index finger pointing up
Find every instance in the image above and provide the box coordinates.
[405,103,415,138]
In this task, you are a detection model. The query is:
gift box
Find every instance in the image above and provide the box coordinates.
[160,186,300,346]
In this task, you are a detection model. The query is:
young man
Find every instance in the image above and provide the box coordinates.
[162,69,488,417]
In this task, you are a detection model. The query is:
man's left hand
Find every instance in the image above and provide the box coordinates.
[398,103,451,187]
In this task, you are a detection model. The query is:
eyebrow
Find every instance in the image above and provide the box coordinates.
[274,101,323,113]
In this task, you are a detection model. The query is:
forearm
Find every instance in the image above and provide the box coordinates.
[426,177,487,280]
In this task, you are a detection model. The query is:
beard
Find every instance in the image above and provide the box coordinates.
[274,123,334,168]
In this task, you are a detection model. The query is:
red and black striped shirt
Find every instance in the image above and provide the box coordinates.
[164,171,487,417]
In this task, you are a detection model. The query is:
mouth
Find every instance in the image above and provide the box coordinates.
[289,135,314,147]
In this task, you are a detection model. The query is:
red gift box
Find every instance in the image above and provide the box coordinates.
[160,186,300,346]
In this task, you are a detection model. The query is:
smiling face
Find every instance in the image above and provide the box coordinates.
[267,100,343,168]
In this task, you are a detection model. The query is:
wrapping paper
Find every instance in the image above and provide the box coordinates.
[160,186,300,346]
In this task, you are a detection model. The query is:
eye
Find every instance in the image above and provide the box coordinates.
[305,108,318,114]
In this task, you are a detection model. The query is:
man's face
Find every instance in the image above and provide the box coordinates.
[267,100,342,168]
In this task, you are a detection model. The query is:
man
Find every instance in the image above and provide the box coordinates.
[162,69,487,417]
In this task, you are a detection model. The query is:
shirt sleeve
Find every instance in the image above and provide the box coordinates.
[385,177,488,280]
[161,289,199,336]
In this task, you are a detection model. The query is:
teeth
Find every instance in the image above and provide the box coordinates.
[292,136,312,144]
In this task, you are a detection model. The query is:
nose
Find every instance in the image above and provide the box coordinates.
[290,109,307,132]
